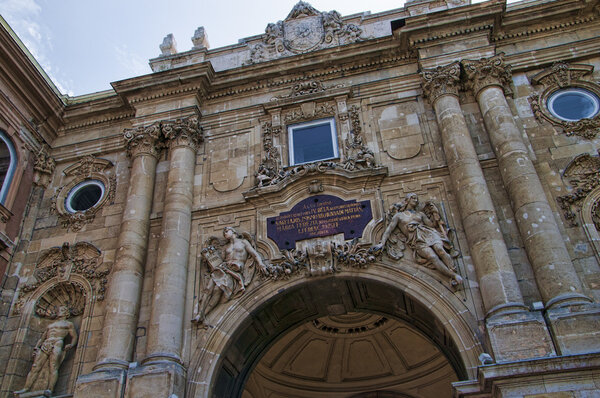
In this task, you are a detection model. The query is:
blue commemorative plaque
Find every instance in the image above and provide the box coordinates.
[267,194,373,250]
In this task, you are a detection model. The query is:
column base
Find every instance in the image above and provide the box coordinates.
[453,352,600,397]
[74,368,126,398]
[546,303,600,355]
[125,361,186,398]
[486,310,556,362]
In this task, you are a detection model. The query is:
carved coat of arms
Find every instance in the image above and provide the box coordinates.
[246,1,364,65]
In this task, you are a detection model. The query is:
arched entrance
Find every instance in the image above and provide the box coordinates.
[189,265,483,398]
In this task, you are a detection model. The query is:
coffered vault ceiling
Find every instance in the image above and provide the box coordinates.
[243,312,457,398]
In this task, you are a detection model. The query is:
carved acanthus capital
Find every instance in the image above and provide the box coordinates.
[462,54,513,97]
[163,115,203,151]
[33,144,55,187]
[421,62,461,103]
[124,123,163,159]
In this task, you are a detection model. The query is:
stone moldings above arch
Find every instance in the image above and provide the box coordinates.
[13,242,109,316]
[51,155,116,231]
[529,62,600,138]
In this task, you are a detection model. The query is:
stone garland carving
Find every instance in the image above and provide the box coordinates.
[421,62,461,102]
[13,242,109,316]
[244,1,364,65]
[462,53,513,97]
[254,104,377,188]
[342,106,375,171]
[14,305,78,396]
[264,238,377,280]
[529,62,600,139]
[372,193,462,287]
[556,152,600,227]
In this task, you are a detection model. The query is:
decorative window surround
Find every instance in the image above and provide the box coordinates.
[529,62,600,138]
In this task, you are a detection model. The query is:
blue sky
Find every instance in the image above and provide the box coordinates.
[1,0,513,96]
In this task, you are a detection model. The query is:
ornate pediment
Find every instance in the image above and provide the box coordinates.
[245,1,364,65]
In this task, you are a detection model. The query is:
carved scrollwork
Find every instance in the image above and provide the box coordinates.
[557,152,600,227]
[244,2,364,65]
[529,62,600,139]
[124,122,163,159]
[13,242,109,316]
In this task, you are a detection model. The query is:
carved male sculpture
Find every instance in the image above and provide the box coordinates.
[375,193,463,286]
[193,227,269,323]
[15,305,78,394]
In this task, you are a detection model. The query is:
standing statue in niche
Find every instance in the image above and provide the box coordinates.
[193,227,269,324]
[15,305,78,395]
[374,193,463,286]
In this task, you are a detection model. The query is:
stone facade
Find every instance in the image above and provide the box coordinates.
[2,0,600,397]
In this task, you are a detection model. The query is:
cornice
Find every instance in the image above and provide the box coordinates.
[493,15,597,43]
[206,43,412,101]
[0,17,65,141]
[111,62,215,106]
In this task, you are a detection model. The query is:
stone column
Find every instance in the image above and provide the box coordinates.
[462,55,589,309]
[463,54,600,357]
[421,63,525,317]
[127,117,201,397]
[95,123,163,369]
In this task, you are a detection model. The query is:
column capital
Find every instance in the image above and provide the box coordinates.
[421,62,461,104]
[163,115,203,151]
[462,54,512,98]
[124,122,163,159]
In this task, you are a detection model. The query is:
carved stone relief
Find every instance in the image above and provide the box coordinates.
[33,144,56,188]
[245,1,365,65]
[557,152,600,227]
[529,62,600,138]
[50,155,116,231]
[14,242,109,316]
[372,193,462,287]
[193,227,269,324]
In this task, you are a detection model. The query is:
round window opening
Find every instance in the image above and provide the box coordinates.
[547,88,600,122]
[65,180,105,213]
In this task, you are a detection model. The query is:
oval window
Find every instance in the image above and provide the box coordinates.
[65,180,105,213]
[547,88,600,122]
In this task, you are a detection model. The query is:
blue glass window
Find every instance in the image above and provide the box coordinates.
[288,118,338,165]
[548,88,600,122]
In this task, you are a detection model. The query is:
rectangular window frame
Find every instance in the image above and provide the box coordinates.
[287,118,339,166]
